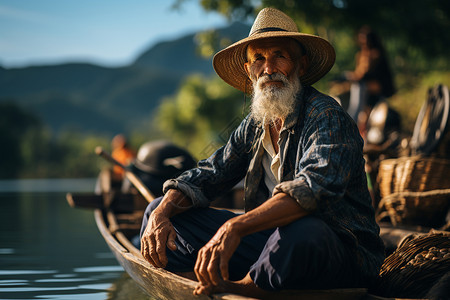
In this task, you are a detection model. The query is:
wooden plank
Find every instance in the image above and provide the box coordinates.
[95,209,127,254]
[106,210,142,258]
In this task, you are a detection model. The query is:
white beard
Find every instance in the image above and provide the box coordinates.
[250,73,301,124]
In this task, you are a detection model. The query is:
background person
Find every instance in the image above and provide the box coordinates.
[332,26,396,138]
[110,134,136,181]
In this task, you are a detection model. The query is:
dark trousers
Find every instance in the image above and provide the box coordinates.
[140,197,364,291]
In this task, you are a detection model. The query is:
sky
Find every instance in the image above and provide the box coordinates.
[0,0,230,68]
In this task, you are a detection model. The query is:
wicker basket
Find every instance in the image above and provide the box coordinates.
[375,231,450,298]
[376,156,450,227]
[378,156,450,195]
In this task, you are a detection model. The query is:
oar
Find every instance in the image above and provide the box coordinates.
[95,146,155,203]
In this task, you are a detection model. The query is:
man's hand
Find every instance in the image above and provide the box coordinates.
[193,221,241,295]
[193,192,309,296]
[140,212,177,268]
[140,189,191,268]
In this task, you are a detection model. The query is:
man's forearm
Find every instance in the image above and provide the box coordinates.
[227,192,310,238]
[155,189,193,218]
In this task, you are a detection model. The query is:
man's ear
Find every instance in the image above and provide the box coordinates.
[244,62,251,77]
[298,55,309,77]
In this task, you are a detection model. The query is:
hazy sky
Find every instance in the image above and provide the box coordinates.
[0,0,229,68]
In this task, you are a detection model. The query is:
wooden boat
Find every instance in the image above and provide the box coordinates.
[92,200,378,300]
[65,184,433,300]
[67,154,447,299]
[88,192,450,300]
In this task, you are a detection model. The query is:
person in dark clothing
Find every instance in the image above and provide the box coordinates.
[344,26,396,137]
[140,8,385,298]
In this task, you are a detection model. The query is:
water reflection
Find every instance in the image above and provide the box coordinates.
[0,179,148,300]
[107,273,149,300]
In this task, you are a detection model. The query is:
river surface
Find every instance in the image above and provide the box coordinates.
[0,179,148,300]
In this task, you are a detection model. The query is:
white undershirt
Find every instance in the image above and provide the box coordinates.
[261,123,281,193]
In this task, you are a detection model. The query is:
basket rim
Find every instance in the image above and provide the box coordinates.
[379,155,450,165]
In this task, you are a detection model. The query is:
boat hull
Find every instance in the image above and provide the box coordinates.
[94,209,377,300]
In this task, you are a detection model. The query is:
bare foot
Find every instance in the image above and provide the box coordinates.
[194,273,273,299]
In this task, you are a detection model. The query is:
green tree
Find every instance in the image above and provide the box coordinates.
[192,0,449,64]
[56,132,110,178]
[19,126,56,178]
[0,102,41,178]
[0,102,114,178]
[156,74,245,158]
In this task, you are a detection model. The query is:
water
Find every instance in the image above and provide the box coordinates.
[0,179,148,300]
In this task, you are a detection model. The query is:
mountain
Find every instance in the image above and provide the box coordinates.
[133,22,250,75]
[0,22,250,136]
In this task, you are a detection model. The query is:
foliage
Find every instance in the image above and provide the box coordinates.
[0,102,117,178]
[0,102,41,178]
[195,30,234,58]
[191,0,449,64]
[156,74,245,158]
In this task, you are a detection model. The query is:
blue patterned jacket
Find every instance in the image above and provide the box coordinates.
[163,86,385,280]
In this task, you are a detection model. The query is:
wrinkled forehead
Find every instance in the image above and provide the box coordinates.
[246,37,304,60]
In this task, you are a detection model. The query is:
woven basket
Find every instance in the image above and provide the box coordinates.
[376,156,450,227]
[375,231,450,298]
[378,156,450,195]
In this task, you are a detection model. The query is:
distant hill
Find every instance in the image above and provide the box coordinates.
[0,22,250,136]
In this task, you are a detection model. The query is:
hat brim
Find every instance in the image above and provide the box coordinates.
[213,32,336,94]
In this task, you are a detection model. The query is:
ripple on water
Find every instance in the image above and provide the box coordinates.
[73,266,124,273]
[35,278,92,283]
[0,248,15,255]
[0,270,57,275]
[35,292,109,299]
[0,279,28,286]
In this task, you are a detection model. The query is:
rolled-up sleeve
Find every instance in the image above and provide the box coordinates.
[273,178,316,211]
[163,116,256,207]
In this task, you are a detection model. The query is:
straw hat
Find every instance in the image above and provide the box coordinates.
[213,7,336,93]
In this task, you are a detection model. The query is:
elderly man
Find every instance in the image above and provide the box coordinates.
[140,7,385,298]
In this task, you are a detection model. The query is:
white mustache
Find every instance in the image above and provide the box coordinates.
[257,73,290,87]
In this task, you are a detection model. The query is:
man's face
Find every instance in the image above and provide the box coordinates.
[244,38,307,124]
[244,38,306,85]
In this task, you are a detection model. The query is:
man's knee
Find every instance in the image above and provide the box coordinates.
[279,216,336,250]
[273,216,342,273]
[250,216,352,290]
